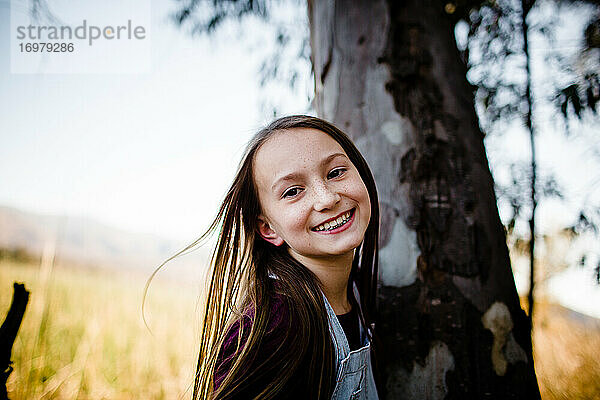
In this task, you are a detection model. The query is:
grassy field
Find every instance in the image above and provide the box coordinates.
[1,259,201,399]
[533,301,600,400]
[1,259,599,399]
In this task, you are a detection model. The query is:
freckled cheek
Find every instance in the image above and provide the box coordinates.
[363,195,372,225]
[281,207,311,232]
[352,181,371,223]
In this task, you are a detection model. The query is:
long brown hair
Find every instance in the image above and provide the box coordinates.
[175,115,379,399]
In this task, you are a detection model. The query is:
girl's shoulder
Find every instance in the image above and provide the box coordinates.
[213,289,295,391]
[221,290,292,346]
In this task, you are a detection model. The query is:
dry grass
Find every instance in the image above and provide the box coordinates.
[1,259,201,399]
[2,259,599,399]
[533,300,600,400]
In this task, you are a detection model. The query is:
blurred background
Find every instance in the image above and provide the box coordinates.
[1,0,599,398]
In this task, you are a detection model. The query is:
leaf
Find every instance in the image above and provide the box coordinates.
[586,82,599,113]
[176,8,191,24]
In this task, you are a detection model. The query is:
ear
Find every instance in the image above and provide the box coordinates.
[256,215,284,246]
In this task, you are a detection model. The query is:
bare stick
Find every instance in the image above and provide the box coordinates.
[0,283,30,400]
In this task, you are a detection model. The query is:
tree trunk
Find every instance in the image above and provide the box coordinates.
[307,0,541,398]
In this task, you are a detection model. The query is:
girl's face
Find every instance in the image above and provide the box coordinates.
[253,128,371,263]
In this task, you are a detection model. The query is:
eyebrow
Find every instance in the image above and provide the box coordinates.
[270,152,348,192]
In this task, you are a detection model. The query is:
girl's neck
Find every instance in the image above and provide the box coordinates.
[288,249,353,315]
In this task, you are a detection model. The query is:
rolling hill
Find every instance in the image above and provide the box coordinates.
[0,205,209,278]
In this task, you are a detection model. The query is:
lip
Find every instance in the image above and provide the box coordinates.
[311,208,355,234]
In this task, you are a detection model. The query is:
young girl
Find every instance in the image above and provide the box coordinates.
[191,115,380,399]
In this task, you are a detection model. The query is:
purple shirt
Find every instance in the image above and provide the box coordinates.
[213,293,290,392]
[212,291,359,398]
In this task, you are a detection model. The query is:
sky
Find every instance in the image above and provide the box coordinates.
[1,0,599,317]
[0,0,309,242]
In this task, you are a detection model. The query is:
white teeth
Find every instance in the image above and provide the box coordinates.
[313,209,353,231]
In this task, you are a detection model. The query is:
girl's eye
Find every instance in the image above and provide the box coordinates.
[328,168,347,179]
[282,187,303,198]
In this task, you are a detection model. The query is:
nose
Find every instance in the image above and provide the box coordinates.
[312,180,341,211]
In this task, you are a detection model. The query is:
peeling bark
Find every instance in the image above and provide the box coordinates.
[308,0,540,398]
[481,302,529,377]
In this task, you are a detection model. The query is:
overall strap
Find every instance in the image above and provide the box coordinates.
[352,281,374,342]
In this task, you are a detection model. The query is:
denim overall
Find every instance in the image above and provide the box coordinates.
[321,283,379,400]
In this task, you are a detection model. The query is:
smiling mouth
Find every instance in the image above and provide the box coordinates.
[311,208,355,232]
